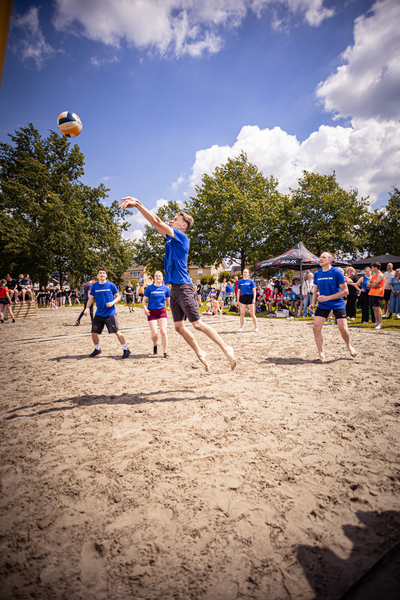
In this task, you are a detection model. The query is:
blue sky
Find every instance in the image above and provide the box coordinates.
[1,0,399,240]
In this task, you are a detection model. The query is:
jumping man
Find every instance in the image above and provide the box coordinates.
[119,197,236,372]
[310,251,357,362]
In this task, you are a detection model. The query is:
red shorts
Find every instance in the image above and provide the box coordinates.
[147,307,168,321]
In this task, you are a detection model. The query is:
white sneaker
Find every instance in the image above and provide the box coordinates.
[237,327,243,332]
[255,327,259,332]
[350,317,355,321]
[375,324,382,329]
[397,314,400,319]
[382,314,388,318]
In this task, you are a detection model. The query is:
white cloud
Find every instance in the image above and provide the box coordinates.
[52,0,334,58]
[91,54,120,67]
[171,174,185,190]
[188,120,400,205]
[123,229,144,241]
[316,0,400,121]
[13,6,56,69]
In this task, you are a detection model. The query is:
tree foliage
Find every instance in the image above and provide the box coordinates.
[133,200,181,279]
[185,152,282,272]
[270,171,370,257]
[0,124,135,285]
[218,270,232,283]
[366,187,400,256]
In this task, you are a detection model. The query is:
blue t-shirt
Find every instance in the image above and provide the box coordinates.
[144,284,170,310]
[237,279,255,296]
[286,292,297,300]
[314,267,346,310]
[164,229,192,285]
[362,275,371,291]
[225,284,233,295]
[90,281,118,317]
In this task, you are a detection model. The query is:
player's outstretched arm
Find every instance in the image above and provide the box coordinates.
[119,197,174,238]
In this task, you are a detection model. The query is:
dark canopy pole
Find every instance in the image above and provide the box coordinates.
[300,261,303,312]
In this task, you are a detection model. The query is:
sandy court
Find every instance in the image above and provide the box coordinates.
[1,306,400,599]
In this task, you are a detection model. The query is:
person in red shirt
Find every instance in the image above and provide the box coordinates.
[0,279,15,323]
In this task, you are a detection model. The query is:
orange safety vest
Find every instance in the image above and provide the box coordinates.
[368,271,385,297]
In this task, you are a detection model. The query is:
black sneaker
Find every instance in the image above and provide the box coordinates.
[153,345,158,355]
[12,319,15,323]
[89,348,102,357]
[75,320,80,326]
[122,349,131,359]
[164,352,170,359]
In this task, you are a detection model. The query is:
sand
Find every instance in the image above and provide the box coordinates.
[1,306,400,600]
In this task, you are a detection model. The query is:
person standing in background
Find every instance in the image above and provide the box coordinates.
[75,277,97,325]
[383,263,395,318]
[367,262,385,330]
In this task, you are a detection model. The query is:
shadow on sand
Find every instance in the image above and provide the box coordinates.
[297,509,400,599]
[260,356,353,366]
[5,390,214,420]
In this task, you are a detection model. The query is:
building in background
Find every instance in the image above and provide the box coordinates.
[188,260,229,282]
[122,264,152,287]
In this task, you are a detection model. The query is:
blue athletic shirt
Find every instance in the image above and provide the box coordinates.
[314,267,346,310]
[361,275,371,291]
[225,284,233,294]
[237,279,255,296]
[144,284,170,310]
[90,281,118,317]
[164,229,192,285]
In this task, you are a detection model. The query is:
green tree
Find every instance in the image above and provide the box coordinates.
[0,124,135,285]
[133,200,180,278]
[218,270,232,283]
[207,275,216,286]
[366,187,400,256]
[185,152,282,272]
[272,171,370,257]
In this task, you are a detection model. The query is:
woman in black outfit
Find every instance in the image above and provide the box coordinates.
[345,267,360,320]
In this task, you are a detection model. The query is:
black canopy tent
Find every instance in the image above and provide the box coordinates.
[253,242,351,290]
[351,253,400,270]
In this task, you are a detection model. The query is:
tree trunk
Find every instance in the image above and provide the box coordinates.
[241,252,246,273]
[59,259,62,287]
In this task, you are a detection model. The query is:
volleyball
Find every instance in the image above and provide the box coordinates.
[57,112,82,138]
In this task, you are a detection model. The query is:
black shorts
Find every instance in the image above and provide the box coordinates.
[384,289,391,301]
[170,283,201,323]
[369,296,383,308]
[92,314,119,334]
[0,298,10,305]
[315,307,347,320]
[239,294,254,305]
[126,295,133,304]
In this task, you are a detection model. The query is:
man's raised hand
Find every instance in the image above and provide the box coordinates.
[119,197,141,210]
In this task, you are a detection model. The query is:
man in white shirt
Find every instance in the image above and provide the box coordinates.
[383,263,395,317]
[302,272,315,317]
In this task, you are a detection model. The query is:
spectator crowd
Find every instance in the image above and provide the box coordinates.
[2,263,399,326]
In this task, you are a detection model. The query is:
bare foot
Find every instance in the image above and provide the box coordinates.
[198,351,210,372]
[311,354,325,363]
[348,346,357,357]
[225,345,237,371]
